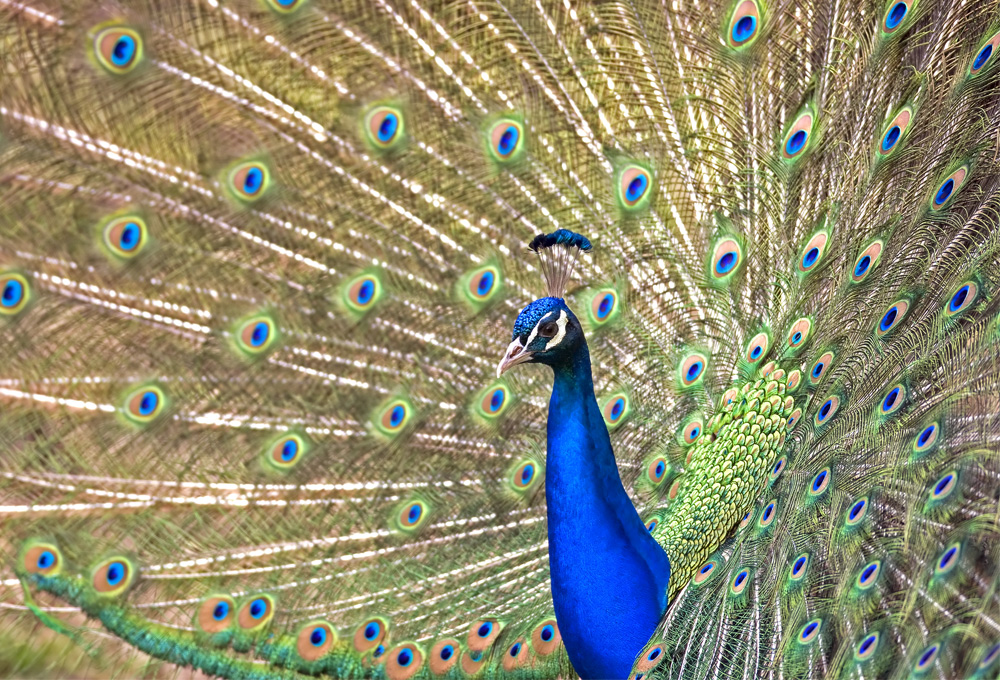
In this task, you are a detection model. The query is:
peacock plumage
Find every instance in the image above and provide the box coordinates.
[2,0,1000,678]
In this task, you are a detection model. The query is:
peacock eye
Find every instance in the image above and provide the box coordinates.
[538,322,558,337]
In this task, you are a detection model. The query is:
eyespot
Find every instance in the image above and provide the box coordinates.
[377,400,411,436]
[647,457,668,485]
[809,351,834,384]
[344,274,382,313]
[511,460,538,490]
[227,161,271,202]
[123,385,166,424]
[602,393,630,427]
[739,511,751,528]
[618,165,653,210]
[590,288,619,324]
[429,639,461,674]
[634,644,666,673]
[913,422,939,453]
[466,266,500,303]
[786,370,802,393]
[467,619,500,651]
[266,0,304,13]
[814,395,840,426]
[798,232,828,273]
[366,106,405,149]
[645,517,659,532]
[502,639,528,672]
[971,30,1000,76]
[386,643,424,680]
[679,353,708,387]
[0,273,31,316]
[682,419,703,444]
[93,26,143,74]
[915,644,939,672]
[693,560,719,585]
[397,500,427,531]
[767,458,786,484]
[726,0,761,48]
[857,560,881,589]
[786,318,812,351]
[235,314,278,357]
[236,595,275,631]
[798,619,822,645]
[880,383,905,415]
[92,557,135,596]
[20,542,62,576]
[782,109,814,160]
[479,384,509,419]
[746,332,769,363]
[945,281,977,317]
[931,166,968,210]
[758,501,776,529]
[856,632,880,661]
[929,470,957,501]
[876,299,909,337]
[935,543,960,574]
[809,468,831,497]
[786,408,802,429]
[264,433,307,472]
[461,650,485,675]
[489,119,524,162]
[354,618,387,653]
[710,237,743,280]
[196,595,236,634]
[294,621,336,662]
[845,496,869,526]
[790,553,808,581]
[852,241,883,283]
[882,0,910,34]
[730,569,750,596]
[102,216,148,259]
[878,108,912,156]
[531,620,561,656]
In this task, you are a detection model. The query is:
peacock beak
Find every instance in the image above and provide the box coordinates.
[497,338,533,377]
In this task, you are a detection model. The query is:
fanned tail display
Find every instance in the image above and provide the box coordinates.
[1,0,1000,678]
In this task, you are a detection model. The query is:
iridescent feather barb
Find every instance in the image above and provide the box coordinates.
[1,0,1000,679]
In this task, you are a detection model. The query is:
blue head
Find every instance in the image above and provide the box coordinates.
[497,296,585,377]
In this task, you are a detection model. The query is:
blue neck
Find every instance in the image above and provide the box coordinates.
[544,340,672,680]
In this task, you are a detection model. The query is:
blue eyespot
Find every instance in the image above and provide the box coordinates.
[521,464,534,484]
[119,222,140,251]
[655,461,665,477]
[849,499,867,522]
[949,285,969,312]
[716,251,736,274]
[687,362,702,380]
[882,388,899,412]
[932,473,955,498]
[397,648,413,666]
[478,622,493,638]
[365,622,380,640]
[855,255,872,278]
[802,622,818,639]
[356,279,375,306]
[918,425,935,447]
[440,644,454,660]
[281,439,298,462]
[860,563,878,586]
[540,625,554,642]
[935,179,954,206]
[811,362,824,378]
[249,321,269,347]
[734,571,747,586]
[885,1,907,30]
[2,279,24,308]
[974,44,993,71]
[509,643,522,657]
[378,113,399,143]
[111,35,136,67]
[309,627,327,646]
[792,556,806,576]
[408,504,421,523]
[647,648,661,661]
[819,400,832,420]
[243,167,263,195]
[597,293,614,319]
[106,561,126,586]
[750,345,762,359]
[36,550,55,570]
[646,519,658,532]
[626,174,648,203]
[374,645,385,657]
[497,126,519,156]
[938,545,958,571]
[881,126,901,152]
[880,307,898,332]
[138,391,158,416]
[786,130,807,156]
[476,271,495,297]
[213,601,230,620]
[732,15,756,43]
[610,398,624,420]
[802,247,819,268]
[858,633,878,657]
[249,598,267,619]
[917,645,937,669]
[812,470,827,492]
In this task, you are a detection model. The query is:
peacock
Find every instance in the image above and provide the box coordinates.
[2,0,1000,678]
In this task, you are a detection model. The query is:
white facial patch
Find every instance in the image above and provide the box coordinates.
[545,310,569,350]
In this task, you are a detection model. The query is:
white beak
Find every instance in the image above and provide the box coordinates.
[497,338,534,378]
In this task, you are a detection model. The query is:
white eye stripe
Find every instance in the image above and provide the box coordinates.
[545,310,568,350]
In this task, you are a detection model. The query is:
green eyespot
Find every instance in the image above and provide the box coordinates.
[487,118,526,163]
[396,499,429,532]
[616,164,653,212]
[101,215,149,259]
[510,459,539,491]
[343,273,383,314]
[588,288,621,325]
[91,556,136,597]
[237,594,276,632]
[461,265,502,307]
[0,272,31,317]
[263,433,308,472]
[20,541,63,577]
[196,595,236,634]
[226,161,272,203]
[782,107,815,161]
[726,0,762,49]
[375,398,413,437]
[122,384,167,424]
[476,383,510,420]
[602,393,630,427]
[233,313,280,358]
[365,105,405,150]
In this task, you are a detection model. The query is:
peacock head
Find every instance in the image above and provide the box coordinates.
[497,230,592,377]
[497,296,584,376]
